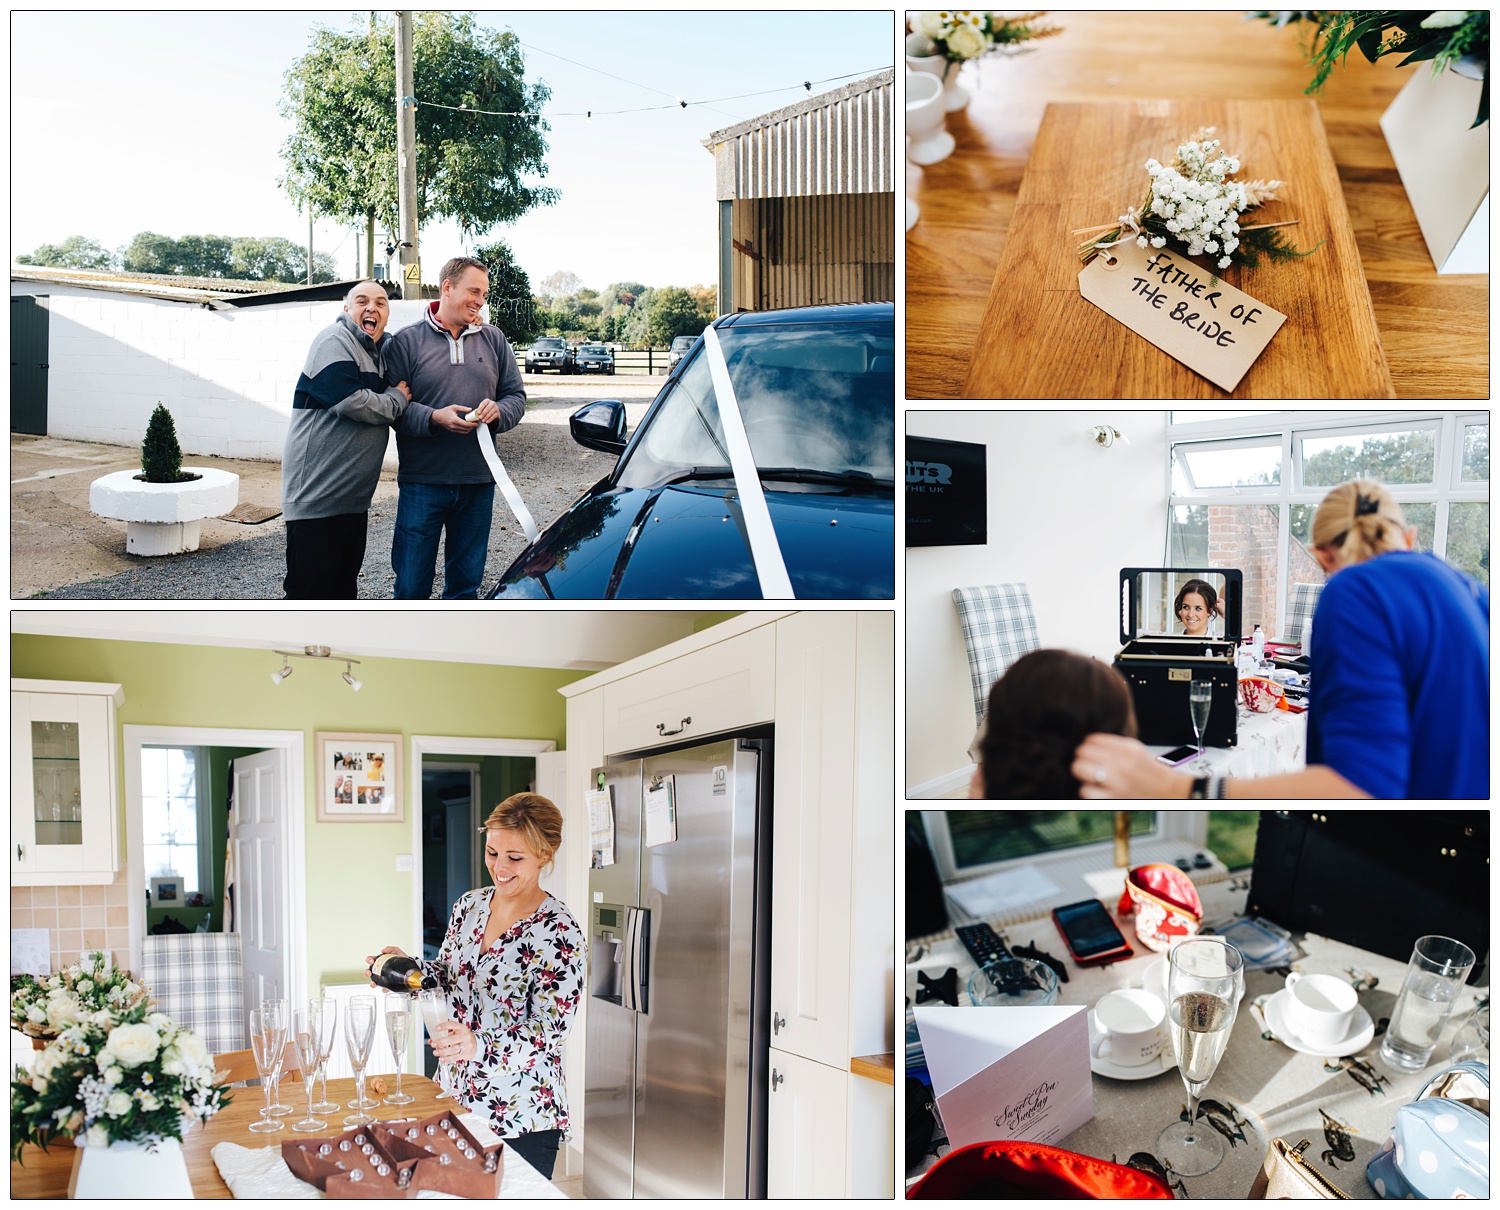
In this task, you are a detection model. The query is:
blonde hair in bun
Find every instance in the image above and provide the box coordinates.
[1310,479,1410,568]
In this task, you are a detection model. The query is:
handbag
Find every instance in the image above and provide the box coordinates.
[1249,1136,1351,1200]
[1366,1061,1488,1199]
[908,1139,1174,1199]
[1116,863,1203,954]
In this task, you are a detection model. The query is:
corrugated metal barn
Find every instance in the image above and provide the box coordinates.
[704,69,894,314]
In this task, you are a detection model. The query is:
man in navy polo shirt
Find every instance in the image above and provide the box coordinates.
[384,256,526,598]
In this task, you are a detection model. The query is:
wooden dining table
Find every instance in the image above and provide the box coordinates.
[10,1075,539,1199]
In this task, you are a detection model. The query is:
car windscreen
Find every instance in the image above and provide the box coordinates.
[613,318,894,490]
[535,338,565,349]
[671,337,696,351]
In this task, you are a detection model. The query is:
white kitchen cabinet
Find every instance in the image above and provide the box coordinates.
[766,1048,849,1199]
[11,680,125,885]
[600,623,775,755]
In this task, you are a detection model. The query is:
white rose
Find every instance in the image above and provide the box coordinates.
[103,1065,124,1087]
[166,1031,212,1079]
[915,11,953,40]
[1421,10,1469,28]
[946,22,987,59]
[147,1013,171,1030]
[76,979,94,995]
[106,1091,133,1118]
[45,997,82,1031]
[48,977,61,990]
[26,1003,47,1024]
[104,1022,160,1069]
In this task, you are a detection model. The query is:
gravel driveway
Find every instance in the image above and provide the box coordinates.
[33,388,656,600]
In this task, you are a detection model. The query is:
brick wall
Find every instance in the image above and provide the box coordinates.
[1205,504,1328,639]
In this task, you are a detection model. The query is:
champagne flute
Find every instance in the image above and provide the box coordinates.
[260,998,294,1116]
[247,1008,285,1133]
[291,1005,326,1132]
[1188,681,1213,772]
[1158,937,1245,1176]
[420,988,455,1101]
[309,996,338,1114]
[384,994,415,1105]
[343,994,377,1127]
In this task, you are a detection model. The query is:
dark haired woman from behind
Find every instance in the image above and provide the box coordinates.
[970,649,1139,798]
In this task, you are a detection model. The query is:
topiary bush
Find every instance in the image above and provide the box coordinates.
[138,403,196,484]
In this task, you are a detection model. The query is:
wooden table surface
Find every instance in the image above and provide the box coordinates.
[907,10,1489,399]
[11,1075,451,1199]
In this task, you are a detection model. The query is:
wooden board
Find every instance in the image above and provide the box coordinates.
[960,99,1396,399]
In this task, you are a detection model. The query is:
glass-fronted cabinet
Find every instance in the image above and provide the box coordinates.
[11,680,124,884]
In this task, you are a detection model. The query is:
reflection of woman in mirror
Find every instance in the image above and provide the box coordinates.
[1174,579,1223,638]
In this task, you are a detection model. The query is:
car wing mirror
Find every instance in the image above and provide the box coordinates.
[571,399,627,455]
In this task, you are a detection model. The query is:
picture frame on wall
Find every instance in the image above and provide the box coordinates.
[316,732,403,823]
[150,876,181,905]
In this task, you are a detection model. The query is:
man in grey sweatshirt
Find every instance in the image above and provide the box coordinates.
[384,256,526,599]
[281,280,411,598]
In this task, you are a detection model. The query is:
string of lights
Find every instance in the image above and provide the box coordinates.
[409,66,889,121]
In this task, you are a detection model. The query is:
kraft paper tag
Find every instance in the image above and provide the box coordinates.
[1079,240,1287,393]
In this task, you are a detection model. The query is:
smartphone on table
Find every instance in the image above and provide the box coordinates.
[1156,745,1199,766]
[1051,898,1133,966]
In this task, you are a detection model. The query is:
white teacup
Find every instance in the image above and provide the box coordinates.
[905,72,954,166]
[1091,988,1166,1067]
[1283,972,1358,1046]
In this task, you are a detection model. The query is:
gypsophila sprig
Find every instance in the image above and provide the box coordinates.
[11,951,150,1043]
[11,1004,230,1161]
[1077,128,1321,272]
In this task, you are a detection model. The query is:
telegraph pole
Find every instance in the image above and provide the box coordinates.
[394,11,421,298]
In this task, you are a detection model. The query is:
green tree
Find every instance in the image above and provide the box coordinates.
[140,404,185,484]
[16,235,116,271]
[620,287,655,347]
[646,286,707,347]
[231,236,303,283]
[600,281,646,311]
[173,234,234,278]
[470,237,539,343]
[120,232,180,275]
[279,13,559,270]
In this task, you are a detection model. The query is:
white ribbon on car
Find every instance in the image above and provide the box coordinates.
[700,324,795,600]
[472,420,539,543]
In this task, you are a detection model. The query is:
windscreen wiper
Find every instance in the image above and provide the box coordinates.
[754,467,894,489]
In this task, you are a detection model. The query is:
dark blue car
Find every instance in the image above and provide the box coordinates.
[488,302,894,599]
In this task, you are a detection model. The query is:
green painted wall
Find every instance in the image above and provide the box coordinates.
[693,611,743,632]
[10,635,586,997]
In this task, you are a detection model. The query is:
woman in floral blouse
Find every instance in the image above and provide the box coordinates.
[370,792,583,1180]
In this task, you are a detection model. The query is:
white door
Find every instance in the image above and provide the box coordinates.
[766,1048,849,1197]
[232,749,288,1038]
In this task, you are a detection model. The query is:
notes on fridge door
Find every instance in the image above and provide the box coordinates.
[644,775,677,848]
[586,787,615,869]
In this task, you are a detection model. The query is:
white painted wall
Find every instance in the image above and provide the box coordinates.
[905,410,1171,793]
[10,283,434,462]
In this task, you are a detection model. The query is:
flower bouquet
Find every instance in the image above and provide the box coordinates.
[909,10,1063,65]
[1076,128,1321,272]
[11,967,228,1160]
[11,951,149,1044]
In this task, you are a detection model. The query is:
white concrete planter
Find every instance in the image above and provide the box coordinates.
[68,1134,194,1198]
[89,467,239,556]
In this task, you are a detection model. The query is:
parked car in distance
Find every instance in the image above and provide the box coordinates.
[575,343,615,375]
[487,302,895,600]
[667,334,696,372]
[525,336,576,374]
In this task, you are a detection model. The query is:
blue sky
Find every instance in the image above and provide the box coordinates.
[10,10,894,293]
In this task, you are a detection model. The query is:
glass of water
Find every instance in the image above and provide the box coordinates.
[1379,935,1476,1071]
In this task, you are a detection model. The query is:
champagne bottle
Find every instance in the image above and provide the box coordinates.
[370,953,436,992]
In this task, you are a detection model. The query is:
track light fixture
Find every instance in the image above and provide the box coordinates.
[270,645,364,691]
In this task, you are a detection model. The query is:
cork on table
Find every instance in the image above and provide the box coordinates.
[960,98,1395,399]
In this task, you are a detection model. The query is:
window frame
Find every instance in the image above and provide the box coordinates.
[1166,411,1489,633]
[921,810,1203,883]
[140,744,212,897]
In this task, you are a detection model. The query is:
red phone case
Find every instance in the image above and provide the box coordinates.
[1051,904,1134,967]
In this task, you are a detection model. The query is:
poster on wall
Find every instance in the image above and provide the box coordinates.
[316,732,403,823]
[906,435,987,547]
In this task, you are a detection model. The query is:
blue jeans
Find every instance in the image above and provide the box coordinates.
[392,481,494,599]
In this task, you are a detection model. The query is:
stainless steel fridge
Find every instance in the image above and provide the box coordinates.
[583,736,772,1199]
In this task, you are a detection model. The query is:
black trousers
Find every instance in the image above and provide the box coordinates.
[503,1128,562,1181]
[283,512,368,599]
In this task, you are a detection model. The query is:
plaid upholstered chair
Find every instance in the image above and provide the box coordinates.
[1283,582,1325,647]
[141,932,245,1055]
[951,584,1042,727]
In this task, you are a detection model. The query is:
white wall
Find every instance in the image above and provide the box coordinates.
[905,410,1170,793]
[11,284,434,462]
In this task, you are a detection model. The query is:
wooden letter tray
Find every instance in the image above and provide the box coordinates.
[1114,566,1242,748]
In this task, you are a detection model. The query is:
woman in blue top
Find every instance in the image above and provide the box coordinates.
[1072,479,1489,798]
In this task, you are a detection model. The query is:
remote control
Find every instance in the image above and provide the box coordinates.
[955,922,1014,968]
